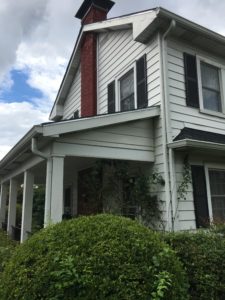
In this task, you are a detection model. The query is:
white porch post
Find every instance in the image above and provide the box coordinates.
[44,158,53,227]
[45,156,64,225]
[21,171,34,243]
[51,156,64,223]
[0,183,8,227]
[72,172,78,216]
[7,179,18,236]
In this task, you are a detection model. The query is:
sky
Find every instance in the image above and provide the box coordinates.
[0,0,225,160]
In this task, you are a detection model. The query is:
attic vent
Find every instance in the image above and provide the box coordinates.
[73,110,79,119]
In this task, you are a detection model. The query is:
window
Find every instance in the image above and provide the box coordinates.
[184,52,225,115]
[119,69,135,112]
[107,54,148,113]
[208,169,225,221]
[200,62,222,112]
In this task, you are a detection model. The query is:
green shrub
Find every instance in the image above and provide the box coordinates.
[164,231,225,300]
[0,214,188,300]
[0,230,17,274]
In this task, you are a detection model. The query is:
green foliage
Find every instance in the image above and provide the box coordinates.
[83,160,164,227]
[177,156,192,201]
[164,231,225,300]
[0,230,17,275]
[0,215,188,300]
[32,185,45,233]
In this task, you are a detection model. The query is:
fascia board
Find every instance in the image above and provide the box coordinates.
[168,139,225,151]
[158,7,225,46]
[0,126,43,168]
[49,28,83,121]
[43,106,160,137]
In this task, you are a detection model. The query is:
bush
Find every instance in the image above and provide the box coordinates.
[164,231,225,300]
[0,230,17,274]
[0,214,188,300]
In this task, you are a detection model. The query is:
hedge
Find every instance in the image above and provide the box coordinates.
[164,231,225,300]
[0,214,188,300]
[0,230,17,274]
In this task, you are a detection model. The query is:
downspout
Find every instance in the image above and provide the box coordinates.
[31,137,52,227]
[160,19,177,231]
[31,138,48,160]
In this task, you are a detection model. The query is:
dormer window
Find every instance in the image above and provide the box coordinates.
[107,54,148,113]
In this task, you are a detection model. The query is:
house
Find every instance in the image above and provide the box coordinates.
[1,0,225,242]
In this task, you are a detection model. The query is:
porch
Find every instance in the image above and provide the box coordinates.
[0,107,160,242]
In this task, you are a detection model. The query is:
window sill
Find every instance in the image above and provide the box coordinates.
[199,109,225,119]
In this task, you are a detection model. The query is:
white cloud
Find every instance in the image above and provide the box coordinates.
[1,0,225,161]
[0,101,48,159]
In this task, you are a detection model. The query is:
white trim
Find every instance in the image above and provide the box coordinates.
[197,55,225,115]
[168,139,225,151]
[204,165,213,220]
[113,53,146,113]
[43,106,160,137]
[205,164,225,222]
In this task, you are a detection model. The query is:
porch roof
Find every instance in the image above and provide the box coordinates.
[0,106,159,178]
[169,127,225,153]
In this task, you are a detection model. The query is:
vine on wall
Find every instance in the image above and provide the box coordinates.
[82,159,165,228]
[177,155,192,201]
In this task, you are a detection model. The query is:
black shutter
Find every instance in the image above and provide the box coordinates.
[136,54,148,109]
[191,165,209,228]
[108,81,115,113]
[183,53,199,108]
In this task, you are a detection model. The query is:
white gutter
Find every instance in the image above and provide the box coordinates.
[0,126,43,169]
[31,138,49,160]
[168,139,225,151]
[160,20,177,231]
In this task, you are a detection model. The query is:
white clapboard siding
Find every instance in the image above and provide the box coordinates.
[63,66,81,120]
[56,119,155,161]
[153,115,168,225]
[98,30,161,114]
[168,41,225,137]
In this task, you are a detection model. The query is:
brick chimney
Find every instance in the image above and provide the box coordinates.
[76,0,115,117]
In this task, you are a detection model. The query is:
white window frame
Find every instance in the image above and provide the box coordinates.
[197,55,225,117]
[205,163,225,221]
[115,64,137,112]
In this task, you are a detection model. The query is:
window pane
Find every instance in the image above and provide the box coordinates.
[202,88,221,112]
[121,95,134,111]
[201,63,220,91]
[209,170,225,221]
[201,62,222,112]
[211,196,225,221]
[120,69,134,111]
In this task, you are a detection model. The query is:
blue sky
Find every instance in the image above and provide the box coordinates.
[1,0,225,160]
[0,70,42,103]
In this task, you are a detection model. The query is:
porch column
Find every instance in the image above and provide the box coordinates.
[44,158,53,227]
[21,171,34,243]
[7,179,18,236]
[0,183,8,228]
[45,156,64,225]
[72,172,78,216]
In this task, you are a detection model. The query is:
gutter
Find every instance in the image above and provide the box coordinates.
[0,125,43,169]
[168,139,225,151]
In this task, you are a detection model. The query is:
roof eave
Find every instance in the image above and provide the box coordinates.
[0,125,43,170]
[168,139,225,151]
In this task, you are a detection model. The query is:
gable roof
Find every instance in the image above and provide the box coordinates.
[50,6,225,121]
